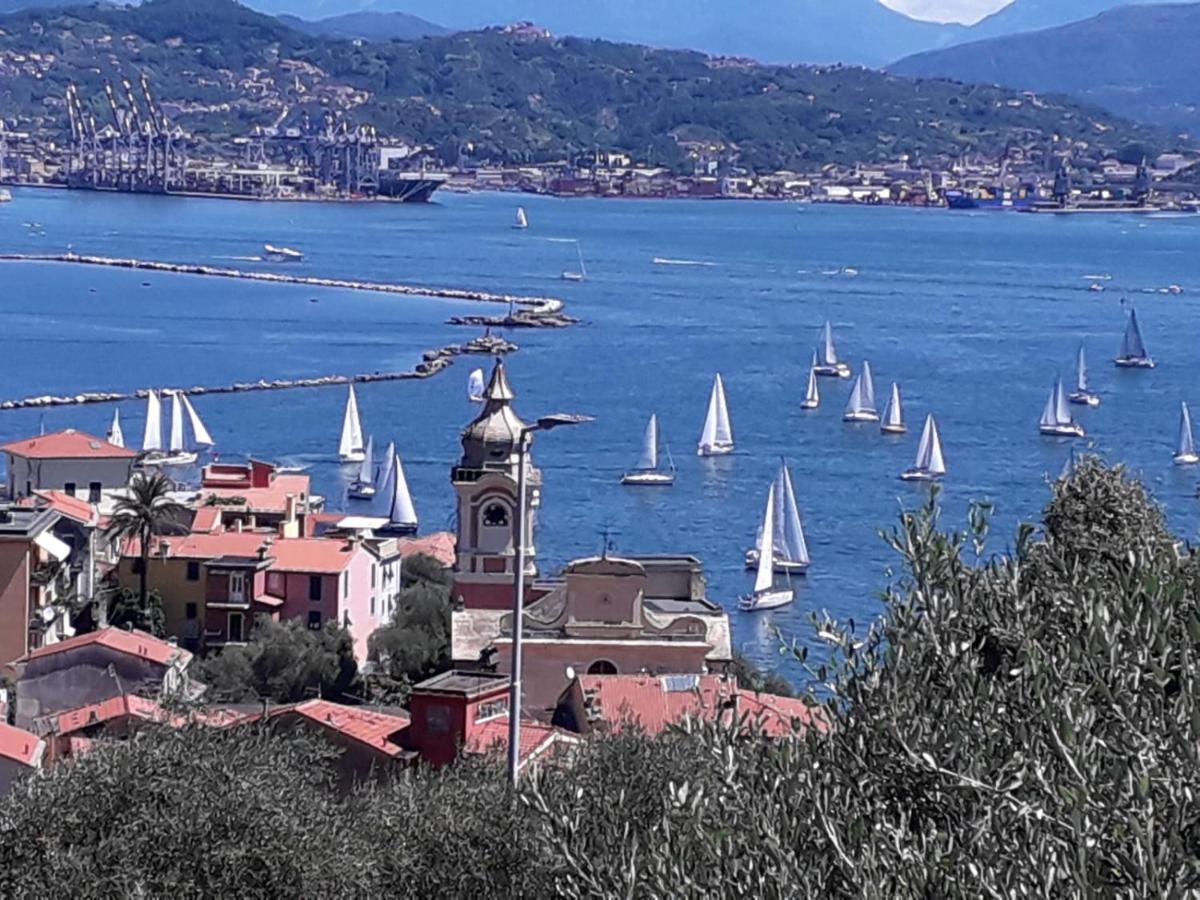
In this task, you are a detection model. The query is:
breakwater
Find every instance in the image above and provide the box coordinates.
[0,334,518,411]
[0,252,569,321]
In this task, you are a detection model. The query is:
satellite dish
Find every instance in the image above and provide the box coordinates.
[565,666,576,682]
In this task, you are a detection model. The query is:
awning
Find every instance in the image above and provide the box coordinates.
[34,531,71,563]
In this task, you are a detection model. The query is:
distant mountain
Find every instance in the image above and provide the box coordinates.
[244,0,1164,66]
[0,0,1166,172]
[278,9,447,41]
[891,3,1200,133]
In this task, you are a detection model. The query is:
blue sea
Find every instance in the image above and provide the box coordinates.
[3,187,1199,678]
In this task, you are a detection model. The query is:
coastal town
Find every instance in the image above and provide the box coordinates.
[0,361,819,795]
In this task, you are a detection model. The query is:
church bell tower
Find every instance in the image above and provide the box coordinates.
[451,361,541,610]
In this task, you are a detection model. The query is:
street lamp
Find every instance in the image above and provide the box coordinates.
[508,413,593,787]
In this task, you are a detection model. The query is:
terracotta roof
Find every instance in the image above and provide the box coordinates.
[0,429,138,460]
[191,506,223,534]
[31,491,100,526]
[200,473,312,515]
[0,721,45,768]
[19,627,191,668]
[50,693,169,736]
[397,532,456,568]
[267,537,359,575]
[247,700,410,758]
[735,691,827,736]
[466,716,580,769]
[140,531,270,561]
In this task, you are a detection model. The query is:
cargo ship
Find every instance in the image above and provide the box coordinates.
[945,188,1035,211]
[376,170,450,203]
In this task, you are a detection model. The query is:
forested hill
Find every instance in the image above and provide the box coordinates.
[0,0,1168,171]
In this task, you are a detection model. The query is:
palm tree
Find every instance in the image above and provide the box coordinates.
[104,472,187,609]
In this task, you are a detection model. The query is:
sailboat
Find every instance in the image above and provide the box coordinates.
[1175,402,1199,465]
[745,463,811,575]
[379,452,418,535]
[1069,345,1101,406]
[143,391,214,466]
[813,321,851,378]
[843,361,879,423]
[1115,309,1155,368]
[467,368,486,404]
[901,414,947,482]
[513,207,529,230]
[881,383,906,434]
[739,483,795,611]
[1039,379,1085,438]
[561,241,587,282]
[338,385,366,463]
[622,415,676,485]
[108,408,125,448]
[141,391,163,455]
[697,374,734,457]
[800,353,820,410]
[348,436,377,499]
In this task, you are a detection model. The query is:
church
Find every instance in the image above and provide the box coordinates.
[448,362,733,718]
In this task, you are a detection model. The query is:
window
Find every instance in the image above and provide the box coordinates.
[342,572,349,599]
[474,697,509,723]
[229,572,246,602]
[307,611,322,630]
[88,482,102,503]
[228,613,244,643]
[266,572,284,596]
[24,481,31,497]
[482,503,510,527]
[131,558,145,575]
[308,575,322,602]
[370,564,376,589]
[185,562,200,582]
[370,595,376,617]
[425,704,450,734]
[587,660,619,675]
[63,482,76,496]
[185,602,197,621]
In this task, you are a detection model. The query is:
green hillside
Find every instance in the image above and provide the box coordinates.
[0,0,1171,171]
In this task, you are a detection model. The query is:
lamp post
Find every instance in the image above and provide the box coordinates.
[508,413,593,787]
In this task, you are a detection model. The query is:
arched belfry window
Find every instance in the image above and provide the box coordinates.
[587,660,618,675]
[482,502,510,528]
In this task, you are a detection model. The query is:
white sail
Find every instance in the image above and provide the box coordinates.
[636,415,659,471]
[358,436,375,484]
[713,375,732,445]
[108,409,125,449]
[820,321,838,366]
[168,393,185,452]
[576,242,587,279]
[1179,403,1196,458]
[339,385,365,458]
[754,484,776,594]
[926,416,946,476]
[779,465,811,565]
[181,395,214,447]
[388,453,418,528]
[1076,345,1089,393]
[804,354,820,406]
[379,441,396,492]
[467,368,486,403]
[845,363,877,416]
[515,207,528,229]
[1122,310,1148,359]
[1054,379,1073,425]
[1040,385,1059,428]
[883,383,904,429]
[142,391,162,452]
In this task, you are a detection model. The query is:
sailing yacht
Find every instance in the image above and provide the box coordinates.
[1040,380,1086,438]
[513,207,529,230]
[108,408,125,448]
[697,374,734,457]
[800,353,820,410]
[813,321,851,378]
[881,383,906,434]
[379,451,418,535]
[1068,345,1101,406]
[467,368,486,404]
[142,391,214,466]
[622,415,676,485]
[745,463,811,575]
[843,361,879,423]
[338,385,367,463]
[348,436,377,499]
[561,241,587,282]
[901,414,947,482]
[739,483,795,612]
[1175,402,1199,465]
[1115,309,1155,368]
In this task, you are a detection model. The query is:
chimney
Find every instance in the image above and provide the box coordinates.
[285,494,297,523]
[257,536,274,561]
[234,520,244,534]
[280,494,300,539]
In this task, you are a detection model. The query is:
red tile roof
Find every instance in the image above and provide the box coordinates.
[0,721,45,768]
[132,533,362,575]
[397,532,456,568]
[32,491,100,526]
[19,627,191,668]
[141,531,269,561]
[735,691,827,736]
[0,429,138,460]
[50,693,169,736]
[466,716,580,768]
[200,473,312,515]
[246,700,410,758]
[190,506,223,534]
[266,537,359,575]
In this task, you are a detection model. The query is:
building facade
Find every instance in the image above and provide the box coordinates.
[1,429,136,500]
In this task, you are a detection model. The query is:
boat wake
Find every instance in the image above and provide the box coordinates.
[652,257,717,268]
[218,255,264,262]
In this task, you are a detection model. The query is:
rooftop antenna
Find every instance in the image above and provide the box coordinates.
[598,526,621,559]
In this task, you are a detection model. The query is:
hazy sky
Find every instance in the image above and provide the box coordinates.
[880,0,1013,24]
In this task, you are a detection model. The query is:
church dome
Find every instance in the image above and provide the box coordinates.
[460,361,529,468]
